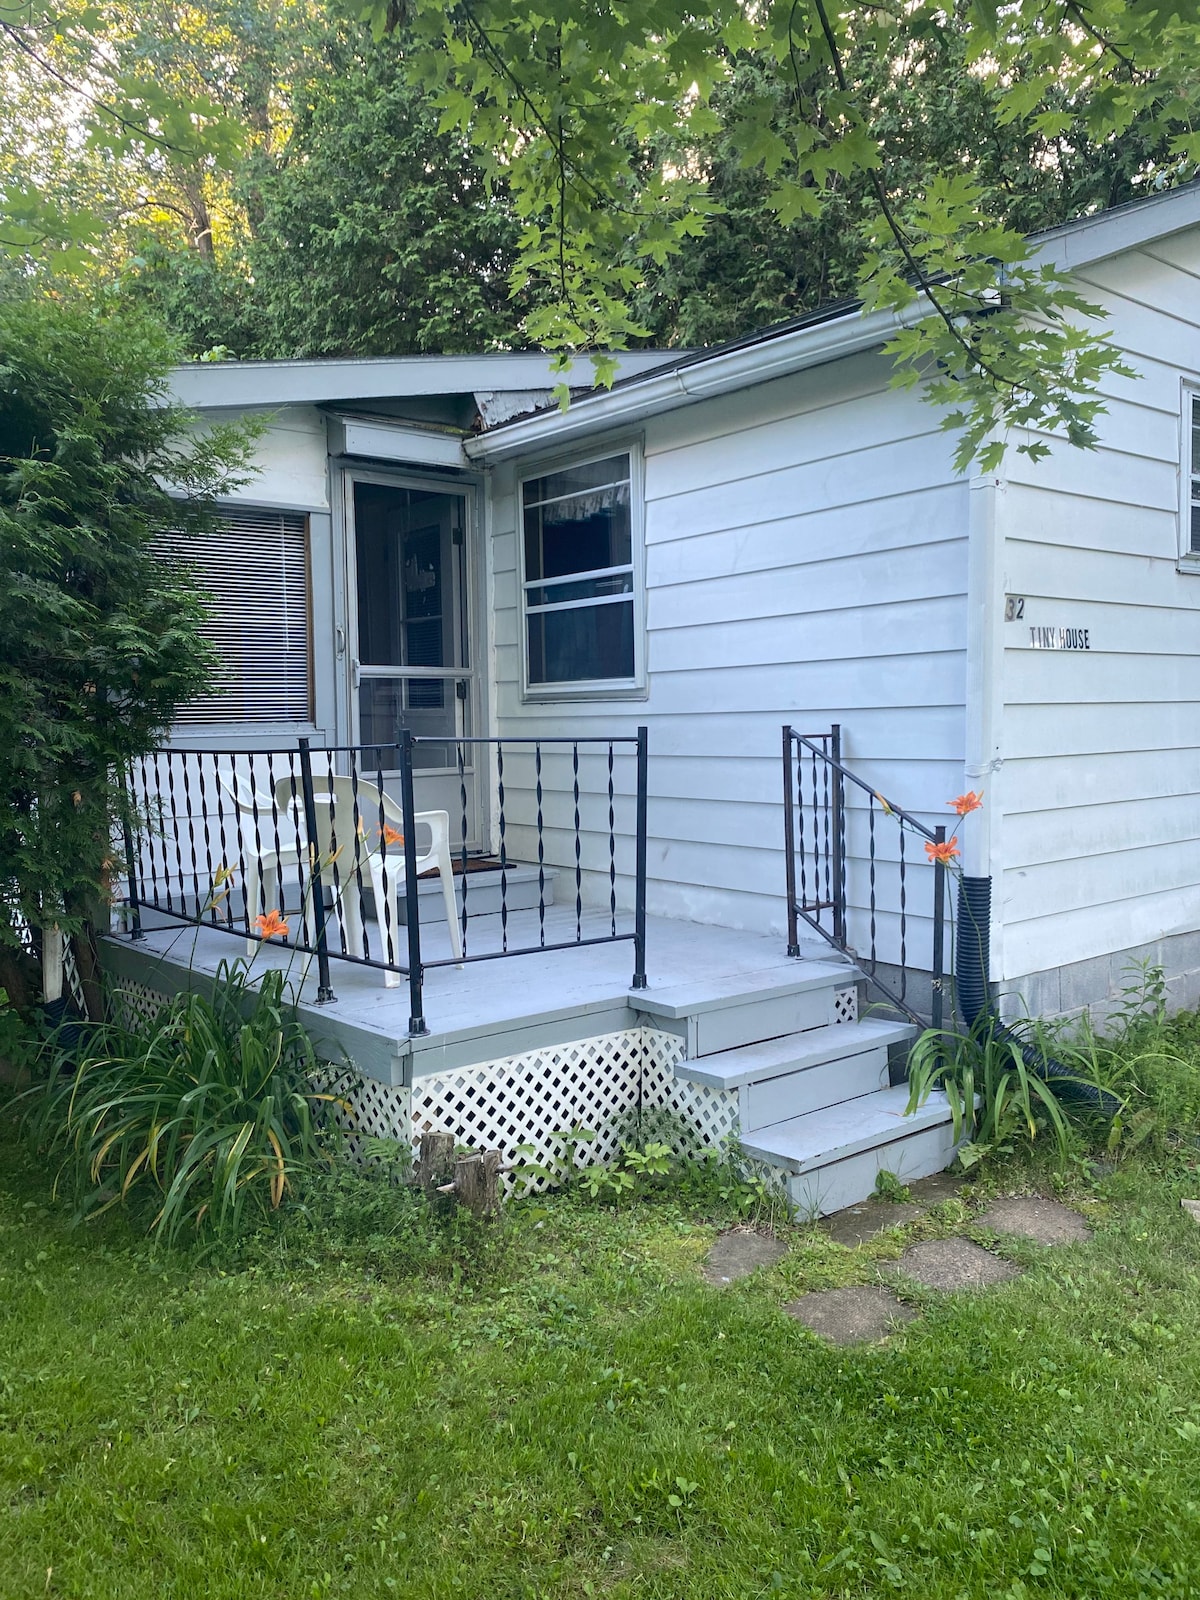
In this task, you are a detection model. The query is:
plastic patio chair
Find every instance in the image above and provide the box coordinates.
[273,774,463,985]
[216,771,305,954]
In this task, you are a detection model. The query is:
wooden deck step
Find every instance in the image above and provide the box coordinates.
[741,1085,959,1218]
[634,958,855,1055]
[676,1017,914,1131]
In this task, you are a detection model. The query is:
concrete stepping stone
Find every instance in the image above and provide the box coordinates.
[1182,1199,1200,1226]
[702,1229,787,1285]
[976,1195,1093,1245]
[785,1285,917,1345]
[895,1237,1022,1291]
[823,1201,923,1247]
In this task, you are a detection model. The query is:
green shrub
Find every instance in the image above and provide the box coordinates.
[24,960,340,1246]
[905,1012,1094,1170]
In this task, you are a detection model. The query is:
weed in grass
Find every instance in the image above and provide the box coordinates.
[873,1168,913,1203]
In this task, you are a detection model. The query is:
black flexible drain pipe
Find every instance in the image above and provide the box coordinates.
[955,875,1121,1115]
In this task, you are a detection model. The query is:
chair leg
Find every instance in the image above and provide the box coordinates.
[369,860,402,987]
[438,846,463,963]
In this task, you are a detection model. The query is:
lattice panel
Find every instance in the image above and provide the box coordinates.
[833,986,858,1025]
[412,1031,646,1184]
[325,1074,413,1162]
[639,1029,740,1154]
[114,979,169,1028]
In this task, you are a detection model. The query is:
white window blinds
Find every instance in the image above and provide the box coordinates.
[155,508,312,725]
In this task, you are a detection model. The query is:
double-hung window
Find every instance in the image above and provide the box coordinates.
[521,450,641,693]
[1185,389,1200,562]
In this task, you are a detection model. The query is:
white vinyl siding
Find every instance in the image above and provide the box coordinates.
[490,350,968,941]
[156,508,312,726]
[992,229,1200,995]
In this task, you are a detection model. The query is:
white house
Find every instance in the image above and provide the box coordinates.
[111,183,1200,1212]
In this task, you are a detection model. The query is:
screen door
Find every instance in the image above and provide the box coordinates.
[349,479,480,847]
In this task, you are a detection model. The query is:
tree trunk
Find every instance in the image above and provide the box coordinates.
[454,1150,501,1217]
[0,945,38,1017]
[416,1130,456,1192]
[70,922,106,1024]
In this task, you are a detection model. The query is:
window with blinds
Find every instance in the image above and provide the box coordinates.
[155,508,312,725]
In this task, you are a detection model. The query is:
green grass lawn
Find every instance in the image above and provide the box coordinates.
[2,1122,1200,1600]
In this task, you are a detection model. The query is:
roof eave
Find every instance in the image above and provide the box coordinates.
[467,181,1200,465]
[464,301,914,463]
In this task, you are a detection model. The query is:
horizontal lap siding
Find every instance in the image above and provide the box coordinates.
[997,234,1200,981]
[489,351,968,939]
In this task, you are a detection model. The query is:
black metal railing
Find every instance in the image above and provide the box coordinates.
[122,728,649,1035]
[783,724,946,1030]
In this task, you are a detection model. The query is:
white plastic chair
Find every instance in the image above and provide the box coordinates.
[217,772,304,955]
[274,775,463,986]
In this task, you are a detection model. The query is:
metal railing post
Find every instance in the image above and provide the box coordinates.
[782,725,800,957]
[930,821,946,1034]
[298,738,336,1003]
[830,723,846,947]
[632,724,649,989]
[119,768,145,942]
[399,729,428,1035]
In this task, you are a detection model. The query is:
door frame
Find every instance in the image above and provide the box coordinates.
[333,461,489,853]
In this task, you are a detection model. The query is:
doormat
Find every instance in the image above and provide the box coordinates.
[419,855,504,879]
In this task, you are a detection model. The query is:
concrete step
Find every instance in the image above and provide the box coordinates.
[741,1085,959,1218]
[677,1018,914,1132]
[634,958,855,1055]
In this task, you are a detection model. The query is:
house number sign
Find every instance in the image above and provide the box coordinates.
[1005,596,1092,649]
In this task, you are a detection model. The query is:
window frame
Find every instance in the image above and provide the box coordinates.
[517,439,647,702]
[1179,381,1200,570]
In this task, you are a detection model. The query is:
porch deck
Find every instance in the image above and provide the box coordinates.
[102,904,854,1085]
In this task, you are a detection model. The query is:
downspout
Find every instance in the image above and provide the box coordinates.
[958,473,1004,1022]
[957,474,1119,1112]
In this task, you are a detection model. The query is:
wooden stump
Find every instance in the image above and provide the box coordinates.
[454,1150,501,1218]
[416,1130,456,1193]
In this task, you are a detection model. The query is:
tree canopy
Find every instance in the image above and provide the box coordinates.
[4,2,1200,464]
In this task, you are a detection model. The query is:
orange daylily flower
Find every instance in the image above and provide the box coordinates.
[254,908,290,939]
[949,791,984,816]
[380,823,404,847]
[925,838,961,866]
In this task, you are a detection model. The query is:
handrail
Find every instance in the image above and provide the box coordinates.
[790,730,942,842]
[783,724,946,1031]
[122,728,650,1034]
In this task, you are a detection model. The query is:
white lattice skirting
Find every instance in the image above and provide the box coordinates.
[314,1031,739,1185]
[310,1032,739,1186]
[404,1029,738,1188]
[108,970,741,1189]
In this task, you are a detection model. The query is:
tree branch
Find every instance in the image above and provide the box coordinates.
[808,0,1021,397]
[0,18,206,158]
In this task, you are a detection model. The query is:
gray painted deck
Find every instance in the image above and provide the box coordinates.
[103,906,852,1085]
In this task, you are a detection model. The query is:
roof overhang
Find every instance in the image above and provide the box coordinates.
[466,180,1200,465]
[167,350,680,410]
